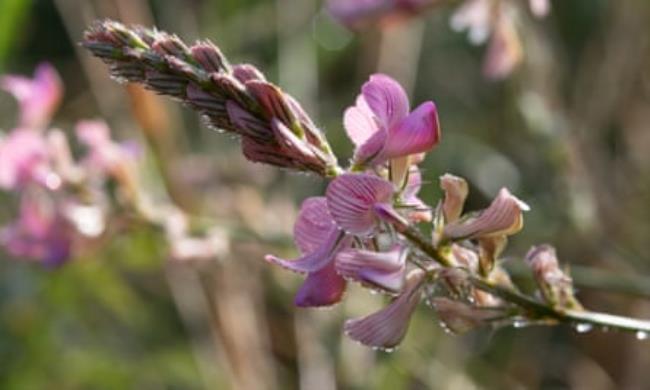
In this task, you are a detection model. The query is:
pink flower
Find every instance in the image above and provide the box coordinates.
[344,74,440,168]
[0,129,57,190]
[0,192,73,267]
[0,63,63,129]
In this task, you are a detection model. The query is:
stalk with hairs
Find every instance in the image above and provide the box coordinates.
[82,20,650,349]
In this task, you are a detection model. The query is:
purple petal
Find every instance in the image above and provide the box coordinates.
[443,188,529,240]
[440,173,468,223]
[246,81,295,125]
[382,101,440,160]
[294,262,346,307]
[361,74,409,129]
[335,245,406,293]
[344,269,425,348]
[265,229,349,273]
[326,173,394,236]
[293,197,337,254]
[226,100,274,142]
[344,95,380,147]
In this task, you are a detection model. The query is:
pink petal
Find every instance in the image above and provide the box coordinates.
[0,129,51,190]
[344,95,380,147]
[353,128,387,166]
[443,188,529,240]
[450,0,492,45]
[265,229,349,273]
[326,173,394,236]
[293,197,337,254]
[440,173,468,223]
[294,262,346,307]
[327,0,390,29]
[344,269,425,348]
[382,101,440,160]
[1,63,63,128]
[335,245,406,293]
[482,17,522,80]
[361,74,409,129]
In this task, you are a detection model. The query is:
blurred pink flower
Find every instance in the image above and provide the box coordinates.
[328,0,437,29]
[0,192,73,267]
[0,63,63,129]
[0,129,57,190]
[344,74,440,168]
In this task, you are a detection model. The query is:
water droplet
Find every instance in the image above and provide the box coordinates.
[574,323,593,333]
[512,319,528,328]
[635,331,648,340]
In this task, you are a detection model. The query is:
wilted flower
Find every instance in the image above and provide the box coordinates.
[0,63,62,129]
[526,245,583,310]
[432,297,504,334]
[344,74,440,169]
[440,173,469,223]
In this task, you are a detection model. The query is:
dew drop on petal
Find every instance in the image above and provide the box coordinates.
[512,319,528,329]
[573,323,593,334]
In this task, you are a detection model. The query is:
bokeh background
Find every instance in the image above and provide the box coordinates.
[1,0,650,388]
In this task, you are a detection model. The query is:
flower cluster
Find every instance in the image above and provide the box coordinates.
[264,74,560,348]
[328,0,550,80]
[0,64,136,266]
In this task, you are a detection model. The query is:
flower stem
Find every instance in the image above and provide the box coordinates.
[400,225,650,335]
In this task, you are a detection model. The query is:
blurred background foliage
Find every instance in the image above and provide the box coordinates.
[1,0,650,388]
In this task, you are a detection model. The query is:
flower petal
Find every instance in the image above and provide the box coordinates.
[344,269,425,348]
[294,262,346,307]
[382,101,440,160]
[344,95,380,147]
[361,74,409,129]
[0,129,51,190]
[326,173,394,236]
[440,174,469,223]
[443,188,529,240]
[265,229,348,273]
[525,245,582,309]
[335,245,406,293]
[1,63,62,128]
[293,197,337,254]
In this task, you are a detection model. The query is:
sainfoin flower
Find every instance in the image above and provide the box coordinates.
[344,74,440,169]
[0,63,62,129]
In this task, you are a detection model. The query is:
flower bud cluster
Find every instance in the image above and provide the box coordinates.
[83,20,339,176]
